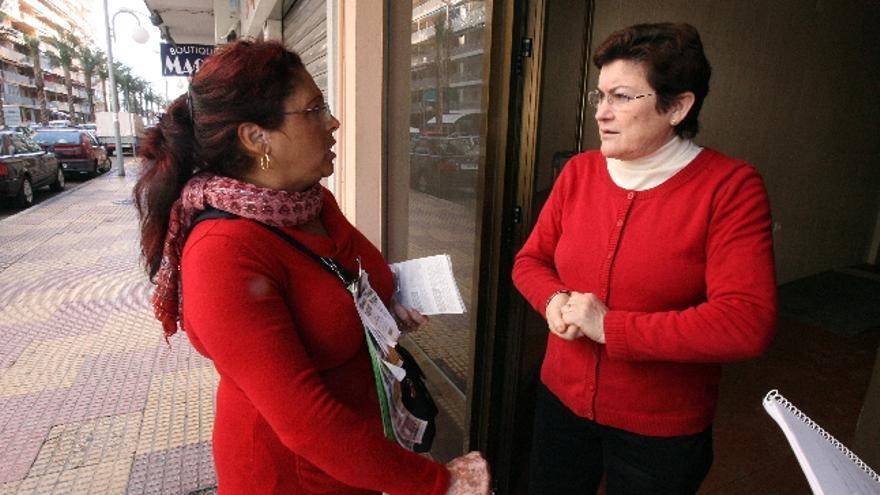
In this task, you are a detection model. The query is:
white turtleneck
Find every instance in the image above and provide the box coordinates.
[606,137,702,191]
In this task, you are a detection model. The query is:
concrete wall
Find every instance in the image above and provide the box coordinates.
[335,0,385,246]
[577,0,880,283]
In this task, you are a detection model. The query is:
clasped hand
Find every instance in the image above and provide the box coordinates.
[545,291,608,343]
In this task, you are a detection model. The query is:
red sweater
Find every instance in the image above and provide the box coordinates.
[181,188,449,494]
[513,149,777,436]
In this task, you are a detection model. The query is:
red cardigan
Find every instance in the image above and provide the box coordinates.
[181,188,449,494]
[513,149,777,436]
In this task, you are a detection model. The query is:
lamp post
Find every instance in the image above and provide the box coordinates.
[103,1,149,177]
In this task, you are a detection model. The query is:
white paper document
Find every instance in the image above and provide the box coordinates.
[763,390,880,494]
[390,254,466,315]
[353,270,401,356]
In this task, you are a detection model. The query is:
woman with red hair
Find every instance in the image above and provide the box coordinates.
[135,40,489,495]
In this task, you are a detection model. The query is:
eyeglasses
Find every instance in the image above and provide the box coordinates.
[587,89,654,108]
[284,102,333,121]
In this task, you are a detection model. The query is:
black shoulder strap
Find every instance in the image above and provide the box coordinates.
[191,207,239,229]
[192,207,356,288]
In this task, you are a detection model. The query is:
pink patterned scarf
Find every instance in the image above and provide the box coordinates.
[152,173,323,337]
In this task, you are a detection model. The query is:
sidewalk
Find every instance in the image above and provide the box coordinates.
[0,163,217,494]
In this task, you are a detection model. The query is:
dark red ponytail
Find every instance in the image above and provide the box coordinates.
[134,95,195,279]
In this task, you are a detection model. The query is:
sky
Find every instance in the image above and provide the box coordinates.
[87,0,189,103]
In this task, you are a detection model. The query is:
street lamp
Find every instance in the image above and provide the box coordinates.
[103,2,150,177]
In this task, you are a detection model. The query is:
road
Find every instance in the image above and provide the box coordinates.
[0,177,94,221]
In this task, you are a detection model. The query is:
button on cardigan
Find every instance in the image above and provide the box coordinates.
[513,149,777,436]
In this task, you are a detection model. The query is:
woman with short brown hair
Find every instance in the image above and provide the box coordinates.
[513,23,776,494]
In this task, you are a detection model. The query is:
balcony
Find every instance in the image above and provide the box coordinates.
[23,14,54,35]
[3,93,36,106]
[411,52,437,68]
[0,26,25,45]
[413,0,464,21]
[450,4,486,33]
[2,70,35,86]
[0,45,28,65]
[44,65,65,79]
[448,71,482,86]
[413,0,441,20]
[49,100,73,112]
[448,42,484,61]
[412,25,436,45]
[44,81,66,94]
[449,70,483,86]
[20,0,68,33]
[411,76,439,91]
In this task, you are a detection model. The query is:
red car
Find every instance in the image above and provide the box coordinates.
[32,128,110,177]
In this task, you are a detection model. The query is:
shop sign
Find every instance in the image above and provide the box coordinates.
[160,43,216,76]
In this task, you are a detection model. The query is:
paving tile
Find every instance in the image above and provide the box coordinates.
[28,412,143,477]
[127,442,216,495]
[0,327,32,369]
[0,459,132,495]
[0,334,93,397]
[0,428,49,484]
[136,367,218,455]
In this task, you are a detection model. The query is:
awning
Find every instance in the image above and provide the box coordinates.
[140,0,215,45]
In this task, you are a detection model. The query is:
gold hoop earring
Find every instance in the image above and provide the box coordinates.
[260,152,272,171]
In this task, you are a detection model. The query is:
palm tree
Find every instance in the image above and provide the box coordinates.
[144,89,157,119]
[43,33,81,122]
[24,36,49,125]
[131,77,147,114]
[113,63,132,112]
[76,46,104,122]
[95,62,109,111]
[127,75,140,113]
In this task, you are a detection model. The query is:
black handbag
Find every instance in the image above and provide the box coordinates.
[393,342,438,452]
[192,208,438,452]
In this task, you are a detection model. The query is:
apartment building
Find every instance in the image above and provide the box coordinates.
[0,0,101,124]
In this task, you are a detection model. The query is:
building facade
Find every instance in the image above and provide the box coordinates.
[0,0,100,125]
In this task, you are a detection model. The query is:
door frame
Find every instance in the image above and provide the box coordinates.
[467,0,596,493]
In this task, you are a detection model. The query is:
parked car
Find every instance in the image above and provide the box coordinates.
[424,111,481,136]
[410,135,480,197]
[32,128,110,177]
[0,131,63,208]
[2,125,35,136]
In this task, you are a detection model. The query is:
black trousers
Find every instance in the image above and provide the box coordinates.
[528,383,713,495]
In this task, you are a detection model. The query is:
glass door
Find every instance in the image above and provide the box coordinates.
[385,0,491,461]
